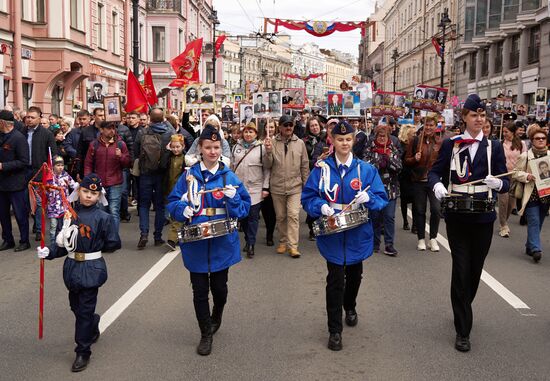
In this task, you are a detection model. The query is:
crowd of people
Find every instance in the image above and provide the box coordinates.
[0,96,549,369]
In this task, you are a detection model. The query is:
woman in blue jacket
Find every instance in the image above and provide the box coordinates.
[167,126,251,356]
[301,121,388,351]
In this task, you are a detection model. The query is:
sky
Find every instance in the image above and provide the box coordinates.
[212,0,377,57]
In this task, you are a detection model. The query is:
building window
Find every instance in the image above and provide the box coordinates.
[528,26,540,64]
[97,3,105,49]
[510,34,520,69]
[70,0,79,28]
[503,0,519,21]
[522,0,540,11]
[112,11,119,54]
[464,6,475,42]
[469,52,477,80]
[178,29,184,53]
[475,0,487,36]
[494,41,503,73]
[488,0,502,29]
[206,62,213,83]
[36,0,45,22]
[152,26,165,62]
[481,47,489,77]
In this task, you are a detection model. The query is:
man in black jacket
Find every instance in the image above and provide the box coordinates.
[18,107,57,241]
[77,108,104,177]
[0,117,31,251]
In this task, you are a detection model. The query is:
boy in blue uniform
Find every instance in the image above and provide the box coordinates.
[301,121,388,351]
[37,173,121,372]
[167,126,251,356]
[428,94,509,352]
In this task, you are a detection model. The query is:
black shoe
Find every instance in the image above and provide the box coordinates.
[197,320,213,356]
[0,241,15,251]
[71,354,90,372]
[154,239,165,246]
[455,335,471,352]
[14,242,30,252]
[167,240,177,250]
[511,208,518,215]
[327,333,343,351]
[211,305,224,335]
[403,222,410,230]
[532,251,542,263]
[411,226,418,234]
[121,214,131,223]
[520,215,527,226]
[243,244,249,252]
[137,235,148,249]
[309,231,315,241]
[266,238,274,247]
[35,232,41,242]
[246,245,255,258]
[345,310,358,327]
[384,245,398,256]
[525,248,533,257]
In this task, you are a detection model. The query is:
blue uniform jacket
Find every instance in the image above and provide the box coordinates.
[428,135,510,224]
[301,156,388,265]
[167,162,251,273]
[46,204,121,291]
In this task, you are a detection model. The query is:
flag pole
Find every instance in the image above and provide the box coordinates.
[38,147,52,339]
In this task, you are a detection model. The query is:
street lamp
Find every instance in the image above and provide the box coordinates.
[391,48,399,92]
[209,9,220,85]
[438,8,451,88]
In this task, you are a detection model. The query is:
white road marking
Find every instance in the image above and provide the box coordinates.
[99,249,181,333]
[406,209,533,315]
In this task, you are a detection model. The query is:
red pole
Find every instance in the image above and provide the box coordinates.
[38,188,46,339]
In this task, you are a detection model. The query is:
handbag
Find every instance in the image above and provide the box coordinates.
[130,158,140,176]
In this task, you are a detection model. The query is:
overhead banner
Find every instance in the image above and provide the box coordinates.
[412,84,448,112]
[264,18,374,38]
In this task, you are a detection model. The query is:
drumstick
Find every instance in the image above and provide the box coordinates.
[338,185,371,215]
[459,171,516,187]
[198,185,240,195]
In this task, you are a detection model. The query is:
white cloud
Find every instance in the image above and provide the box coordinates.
[212,0,377,57]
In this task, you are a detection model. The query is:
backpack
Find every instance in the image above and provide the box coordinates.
[139,130,162,173]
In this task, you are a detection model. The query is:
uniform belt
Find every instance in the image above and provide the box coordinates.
[68,251,102,262]
[452,184,489,194]
[329,202,359,211]
[198,208,226,217]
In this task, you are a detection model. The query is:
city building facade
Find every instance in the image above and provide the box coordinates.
[289,42,325,104]
[322,49,359,94]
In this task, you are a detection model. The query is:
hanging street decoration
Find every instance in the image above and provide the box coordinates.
[282,73,326,81]
[264,18,375,39]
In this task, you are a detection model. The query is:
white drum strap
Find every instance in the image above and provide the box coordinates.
[184,176,202,213]
[319,163,339,202]
[487,139,492,200]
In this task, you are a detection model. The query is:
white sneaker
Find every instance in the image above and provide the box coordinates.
[417,239,426,251]
[430,239,440,252]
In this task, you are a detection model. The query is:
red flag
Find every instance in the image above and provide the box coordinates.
[125,70,149,113]
[41,148,53,184]
[166,94,172,111]
[142,68,158,106]
[169,38,203,87]
[214,35,226,57]
[432,37,443,58]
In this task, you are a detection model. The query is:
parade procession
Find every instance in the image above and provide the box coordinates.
[2,0,550,379]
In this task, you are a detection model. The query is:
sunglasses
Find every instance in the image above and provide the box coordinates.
[282,123,293,127]
[533,137,547,141]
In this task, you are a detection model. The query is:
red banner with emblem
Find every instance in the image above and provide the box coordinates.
[142,68,158,106]
[264,18,373,38]
[169,38,203,87]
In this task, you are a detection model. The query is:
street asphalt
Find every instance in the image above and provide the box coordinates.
[1,207,549,381]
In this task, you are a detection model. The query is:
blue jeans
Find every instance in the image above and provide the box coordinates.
[241,202,262,246]
[138,174,165,240]
[371,198,396,248]
[524,203,550,253]
[120,169,130,217]
[103,184,123,233]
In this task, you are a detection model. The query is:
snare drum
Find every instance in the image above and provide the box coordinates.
[441,196,496,214]
[313,209,369,237]
[178,218,238,243]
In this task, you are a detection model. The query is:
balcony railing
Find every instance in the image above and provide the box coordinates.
[146,0,182,13]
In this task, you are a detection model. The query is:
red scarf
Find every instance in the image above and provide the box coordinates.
[373,139,391,155]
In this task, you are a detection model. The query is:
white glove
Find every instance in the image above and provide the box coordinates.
[321,204,335,216]
[433,182,448,201]
[355,190,370,204]
[37,246,50,259]
[223,185,237,199]
[183,206,194,219]
[483,175,503,191]
[55,216,73,248]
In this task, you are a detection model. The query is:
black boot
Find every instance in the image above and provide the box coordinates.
[197,319,213,356]
[71,354,90,372]
[247,245,255,258]
[211,305,225,334]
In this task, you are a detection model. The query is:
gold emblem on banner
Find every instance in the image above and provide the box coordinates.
[311,21,328,34]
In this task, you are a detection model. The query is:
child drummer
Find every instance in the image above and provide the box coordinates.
[301,121,388,351]
[167,125,251,356]
[36,173,121,372]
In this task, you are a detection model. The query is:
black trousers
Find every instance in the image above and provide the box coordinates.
[261,194,276,240]
[190,269,229,323]
[412,181,441,240]
[446,221,493,337]
[68,287,100,356]
[326,261,363,334]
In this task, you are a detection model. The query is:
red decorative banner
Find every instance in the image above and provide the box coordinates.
[264,18,373,38]
[214,35,226,58]
[282,73,326,81]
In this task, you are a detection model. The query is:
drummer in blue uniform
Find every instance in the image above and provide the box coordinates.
[36,173,121,372]
[167,125,251,356]
[428,94,509,352]
[301,121,388,351]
